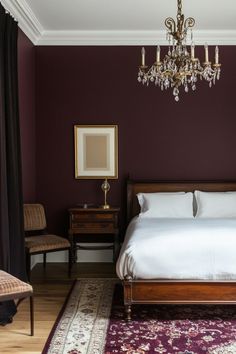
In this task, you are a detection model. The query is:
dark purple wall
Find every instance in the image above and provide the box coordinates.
[18,30,36,202]
[35,46,236,235]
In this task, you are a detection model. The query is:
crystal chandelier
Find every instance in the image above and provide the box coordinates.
[138,0,221,102]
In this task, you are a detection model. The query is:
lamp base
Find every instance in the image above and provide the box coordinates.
[101,204,110,210]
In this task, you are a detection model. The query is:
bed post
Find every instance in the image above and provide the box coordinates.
[124,275,132,321]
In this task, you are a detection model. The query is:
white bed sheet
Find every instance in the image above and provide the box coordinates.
[116,217,236,280]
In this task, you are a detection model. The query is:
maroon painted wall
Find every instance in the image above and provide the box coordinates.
[35,46,236,235]
[18,29,36,202]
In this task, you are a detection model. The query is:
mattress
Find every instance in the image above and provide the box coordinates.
[116,217,236,280]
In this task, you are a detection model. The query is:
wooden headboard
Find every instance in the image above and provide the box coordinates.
[127,180,236,224]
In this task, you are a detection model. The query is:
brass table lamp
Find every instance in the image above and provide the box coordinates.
[101,179,110,209]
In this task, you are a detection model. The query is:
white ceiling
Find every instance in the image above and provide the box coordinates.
[2,0,236,45]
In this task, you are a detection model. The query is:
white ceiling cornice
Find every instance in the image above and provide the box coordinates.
[37,30,236,46]
[1,0,236,46]
[1,0,43,44]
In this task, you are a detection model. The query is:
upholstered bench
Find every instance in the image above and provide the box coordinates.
[0,270,34,335]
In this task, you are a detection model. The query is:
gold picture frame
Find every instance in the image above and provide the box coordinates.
[74,125,118,179]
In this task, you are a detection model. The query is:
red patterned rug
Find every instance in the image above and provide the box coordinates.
[42,279,236,354]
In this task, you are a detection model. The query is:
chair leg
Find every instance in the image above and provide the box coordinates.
[26,253,31,282]
[68,248,72,277]
[29,295,34,336]
[43,253,47,269]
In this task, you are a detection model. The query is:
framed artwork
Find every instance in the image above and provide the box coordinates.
[74,125,118,179]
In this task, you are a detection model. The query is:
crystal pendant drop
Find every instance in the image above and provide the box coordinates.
[173,87,179,96]
[175,96,179,102]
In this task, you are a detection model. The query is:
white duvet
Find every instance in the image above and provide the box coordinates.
[116,217,236,280]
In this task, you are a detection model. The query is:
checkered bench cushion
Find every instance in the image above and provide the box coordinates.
[0,271,33,302]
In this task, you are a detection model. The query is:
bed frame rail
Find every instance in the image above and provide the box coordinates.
[124,277,236,321]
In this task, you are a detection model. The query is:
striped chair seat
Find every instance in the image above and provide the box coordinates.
[0,270,33,302]
[25,235,70,253]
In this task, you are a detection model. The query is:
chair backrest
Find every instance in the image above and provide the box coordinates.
[23,204,47,231]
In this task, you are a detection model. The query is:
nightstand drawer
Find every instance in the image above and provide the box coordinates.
[71,222,115,233]
[71,213,92,221]
[72,213,115,222]
[94,213,115,220]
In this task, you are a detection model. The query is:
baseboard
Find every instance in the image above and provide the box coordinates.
[30,243,113,265]
[30,256,38,270]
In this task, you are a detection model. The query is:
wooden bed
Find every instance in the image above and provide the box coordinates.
[123,180,236,320]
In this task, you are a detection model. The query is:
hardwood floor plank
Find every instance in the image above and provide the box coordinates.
[0,262,117,353]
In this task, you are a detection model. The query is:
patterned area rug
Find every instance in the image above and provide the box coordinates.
[42,279,236,354]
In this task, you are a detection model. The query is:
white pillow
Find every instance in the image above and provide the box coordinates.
[137,192,193,218]
[195,191,236,218]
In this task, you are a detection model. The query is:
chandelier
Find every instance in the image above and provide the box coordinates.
[137,0,221,102]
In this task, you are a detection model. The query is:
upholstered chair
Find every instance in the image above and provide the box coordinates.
[0,270,34,335]
[23,204,71,280]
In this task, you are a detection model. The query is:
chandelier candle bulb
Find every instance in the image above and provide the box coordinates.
[141,47,145,66]
[205,43,209,63]
[156,45,161,63]
[191,43,195,59]
[215,46,219,65]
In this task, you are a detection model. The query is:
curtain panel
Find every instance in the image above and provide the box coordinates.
[0,3,27,324]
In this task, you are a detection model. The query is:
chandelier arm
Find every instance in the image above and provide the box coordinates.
[184,17,195,31]
[165,17,176,35]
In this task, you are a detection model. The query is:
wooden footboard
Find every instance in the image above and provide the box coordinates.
[123,277,236,321]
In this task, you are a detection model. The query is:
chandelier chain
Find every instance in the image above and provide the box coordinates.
[177,0,182,18]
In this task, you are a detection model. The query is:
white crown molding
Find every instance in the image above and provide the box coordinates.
[192,30,236,46]
[37,29,236,46]
[1,1,236,46]
[1,0,43,44]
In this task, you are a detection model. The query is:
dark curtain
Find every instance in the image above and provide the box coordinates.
[0,3,27,324]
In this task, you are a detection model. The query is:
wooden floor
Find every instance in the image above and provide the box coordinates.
[0,262,117,354]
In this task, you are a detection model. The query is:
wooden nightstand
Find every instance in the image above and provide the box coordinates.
[68,207,120,265]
